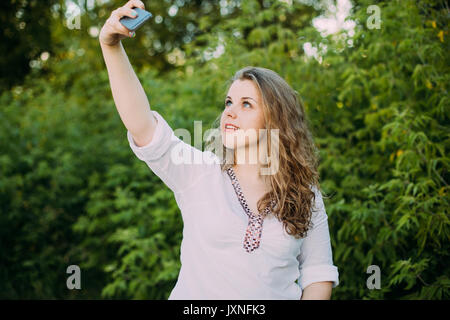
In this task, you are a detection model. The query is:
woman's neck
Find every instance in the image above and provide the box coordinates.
[232,163,271,189]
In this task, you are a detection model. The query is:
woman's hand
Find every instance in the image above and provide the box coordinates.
[99,0,145,47]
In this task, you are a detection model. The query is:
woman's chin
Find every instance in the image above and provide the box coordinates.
[222,141,237,149]
[222,134,235,149]
[222,140,242,150]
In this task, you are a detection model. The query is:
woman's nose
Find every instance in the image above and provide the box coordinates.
[225,103,238,117]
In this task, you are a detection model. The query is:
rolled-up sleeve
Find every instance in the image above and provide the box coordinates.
[127,110,220,195]
[296,186,339,290]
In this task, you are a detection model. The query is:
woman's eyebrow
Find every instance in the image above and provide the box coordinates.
[226,95,257,102]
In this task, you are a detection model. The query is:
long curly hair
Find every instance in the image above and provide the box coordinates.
[205,66,325,239]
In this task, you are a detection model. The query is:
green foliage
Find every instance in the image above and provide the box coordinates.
[0,0,448,299]
[0,0,58,90]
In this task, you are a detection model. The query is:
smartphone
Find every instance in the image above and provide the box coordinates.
[120,7,152,32]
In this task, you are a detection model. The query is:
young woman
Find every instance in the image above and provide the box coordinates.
[99,0,339,300]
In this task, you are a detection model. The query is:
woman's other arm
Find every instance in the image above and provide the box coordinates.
[300,281,333,300]
[297,186,340,300]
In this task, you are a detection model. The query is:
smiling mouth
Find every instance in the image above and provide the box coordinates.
[224,124,240,132]
[224,128,240,134]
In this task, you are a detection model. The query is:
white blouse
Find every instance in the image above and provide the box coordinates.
[126,110,340,300]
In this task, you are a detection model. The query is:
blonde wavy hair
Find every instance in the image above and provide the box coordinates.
[205,66,326,239]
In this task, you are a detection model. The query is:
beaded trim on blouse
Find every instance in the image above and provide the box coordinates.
[226,167,277,253]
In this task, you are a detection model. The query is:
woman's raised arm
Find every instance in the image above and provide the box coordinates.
[99,0,156,147]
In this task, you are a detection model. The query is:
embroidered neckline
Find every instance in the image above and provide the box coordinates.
[225,166,277,253]
[226,166,275,218]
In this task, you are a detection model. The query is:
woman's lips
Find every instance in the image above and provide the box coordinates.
[224,127,240,133]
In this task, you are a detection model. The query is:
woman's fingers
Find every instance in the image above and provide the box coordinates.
[99,1,144,45]
[124,0,145,10]
[110,7,139,35]
[111,6,139,21]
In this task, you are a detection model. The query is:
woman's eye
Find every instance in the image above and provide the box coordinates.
[224,100,251,108]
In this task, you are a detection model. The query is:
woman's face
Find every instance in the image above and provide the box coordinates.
[220,79,266,151]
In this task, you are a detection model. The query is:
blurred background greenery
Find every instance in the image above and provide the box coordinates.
[0,0,448,299]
